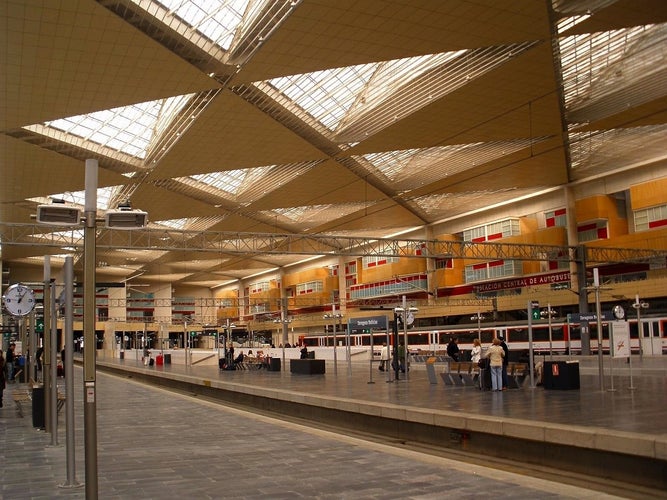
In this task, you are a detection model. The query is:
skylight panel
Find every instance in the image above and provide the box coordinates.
[267,203,369,227]
[43,94,193,160]
[556,15,591,35]
[270,64,376,130]
[158,0,251,50]
[154,218,189,230]
[558,25,652,110]
[29,186,119,212]
[357,140,544,191]
[260,43,538,142]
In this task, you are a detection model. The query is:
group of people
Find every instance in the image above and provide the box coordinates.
[377,341,407,375]
[447,336,509,392]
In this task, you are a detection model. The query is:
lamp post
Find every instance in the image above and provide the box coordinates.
[273,298,292,371]
[36,159,147,498]
[82,159,99,498]
[222,318,235,366]
[541,304,557,360]
[323,305,343,375]
[632,296,649,359]
[393,296,418,381]
[583,268,611,391]
[470,312,485,343]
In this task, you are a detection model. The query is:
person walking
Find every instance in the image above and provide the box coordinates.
[0,350,6,407]
[6,343,16,383]
[485,338,505,392]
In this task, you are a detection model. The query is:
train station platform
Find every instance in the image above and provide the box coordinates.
[1,354,665,498]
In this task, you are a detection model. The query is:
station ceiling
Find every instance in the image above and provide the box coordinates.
[2,0,667,289]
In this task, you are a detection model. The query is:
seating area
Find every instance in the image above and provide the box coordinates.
[440,361,529,389]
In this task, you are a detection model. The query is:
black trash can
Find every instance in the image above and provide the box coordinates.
[163,353,171,364]
[119,351,125,360]
[32,385,45,429]
[543,361,580,390]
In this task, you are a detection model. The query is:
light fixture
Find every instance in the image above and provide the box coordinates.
[105,202,148,229]
[36,203,81,225]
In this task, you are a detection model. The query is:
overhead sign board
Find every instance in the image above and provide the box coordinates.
[567,311,612,322]
[349,315,388,331]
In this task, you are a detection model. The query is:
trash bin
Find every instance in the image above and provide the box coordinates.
[32,385,45,429]
[119,351,125,360]
[163,353,171,364]
[543,361,580,390]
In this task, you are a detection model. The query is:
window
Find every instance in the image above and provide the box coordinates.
[296,281,323,295]
[463,218,520,242]
[349,274,428,299]
[434,257,453,269]
[545,208,567,228]
[362,256,399,268]
[249,281,270,294]
[465,260,516,283]
[577,220,608,242]
[634,204,667,232]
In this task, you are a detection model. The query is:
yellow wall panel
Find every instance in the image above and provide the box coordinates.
[630,178,667,210]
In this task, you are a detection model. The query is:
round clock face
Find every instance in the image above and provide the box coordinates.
[3,284,36,316]
[612,305,625,320]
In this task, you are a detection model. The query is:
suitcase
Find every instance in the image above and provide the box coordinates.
[149,358,155,366]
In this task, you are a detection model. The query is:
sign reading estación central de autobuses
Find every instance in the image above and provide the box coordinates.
[474,271,571,293]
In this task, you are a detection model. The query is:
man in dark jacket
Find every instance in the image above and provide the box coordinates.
[499,336,509,389]
[6,343,16,382]
[446,338,460,361]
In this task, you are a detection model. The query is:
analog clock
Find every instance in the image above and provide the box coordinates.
[3,283,36,317]
[612,304,625,320]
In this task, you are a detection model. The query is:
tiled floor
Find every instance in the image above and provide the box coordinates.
[2,355,665,498]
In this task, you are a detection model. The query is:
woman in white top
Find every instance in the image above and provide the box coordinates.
[470,338,482,364]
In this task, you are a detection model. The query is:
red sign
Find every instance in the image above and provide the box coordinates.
[552,364,559,376]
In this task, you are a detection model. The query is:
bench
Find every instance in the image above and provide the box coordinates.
[507,362,529,388]
[12,388,66,418]
[440,361,479,387]
[13,389,32,418]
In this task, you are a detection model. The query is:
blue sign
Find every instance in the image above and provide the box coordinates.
[349,315,388,330]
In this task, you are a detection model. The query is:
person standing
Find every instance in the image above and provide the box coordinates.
[379,342,389,371]
[499,336,509,390]
[470,338,482,364]
[0,350,6,407]
[6,343,16,383]
[471,338,482,385]
[485,338,505,391]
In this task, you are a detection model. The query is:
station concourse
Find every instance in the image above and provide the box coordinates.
[2,2,667,499]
